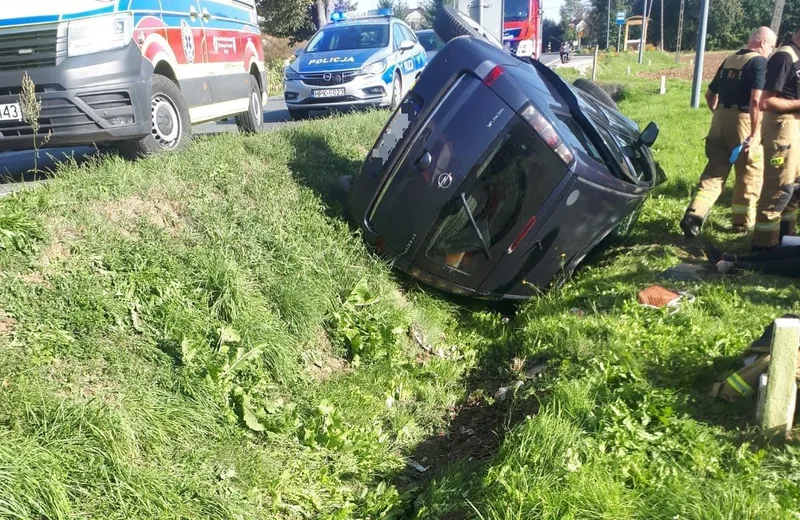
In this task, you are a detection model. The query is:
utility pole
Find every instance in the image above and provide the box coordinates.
[675,0,684,62]
[606,0,611,50]
[659,0,664,51]
[638,0,647,64]
[691,0,710,108]
[772,0,786,37]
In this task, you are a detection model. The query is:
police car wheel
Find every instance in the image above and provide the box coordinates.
[572,78,617,110]
[120,74,191,157]
[390,73,402,110]
[288,108,309,121]
[236,75,264,133]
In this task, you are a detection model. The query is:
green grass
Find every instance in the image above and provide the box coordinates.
[1,51,800,519]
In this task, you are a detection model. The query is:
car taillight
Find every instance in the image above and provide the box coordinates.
[483,65,505,87]
[507,215,537,254]
[520,104,575,165]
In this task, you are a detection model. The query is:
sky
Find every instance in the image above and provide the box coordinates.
[358,0,566,21]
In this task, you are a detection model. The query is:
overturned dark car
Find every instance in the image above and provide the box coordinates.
[344,9,665,301]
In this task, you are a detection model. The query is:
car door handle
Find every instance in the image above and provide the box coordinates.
[414,150,432,171]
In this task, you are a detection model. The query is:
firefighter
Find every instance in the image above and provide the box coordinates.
[680,27,776,238]
[753,29,800,251]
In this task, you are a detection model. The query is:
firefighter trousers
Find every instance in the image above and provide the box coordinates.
[685,108,763,228]
[753,112,800,249]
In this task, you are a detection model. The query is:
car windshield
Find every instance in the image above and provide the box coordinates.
[504,0,529,22]
[417,31,443,52]
[306,24,389,52]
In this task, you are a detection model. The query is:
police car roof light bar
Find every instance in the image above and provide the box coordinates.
[331,11,347,22]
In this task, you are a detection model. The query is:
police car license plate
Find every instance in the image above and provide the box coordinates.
[0,103,22,121]
[312,88,346,99]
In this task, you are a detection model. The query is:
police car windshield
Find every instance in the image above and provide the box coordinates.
[307,24,390,52]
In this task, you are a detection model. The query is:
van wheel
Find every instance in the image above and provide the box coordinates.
[433,7,503,48]
[236,75,264,133]
[573,78,618,109]
[120,74,191,157]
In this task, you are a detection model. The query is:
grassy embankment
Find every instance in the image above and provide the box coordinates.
[1,51,800,519]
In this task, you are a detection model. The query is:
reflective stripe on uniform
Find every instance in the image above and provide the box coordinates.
[782,210,798,221]
[694,192,716,204]
[731,204,750,214]
[726,373,754,396]
[755,221,781,231]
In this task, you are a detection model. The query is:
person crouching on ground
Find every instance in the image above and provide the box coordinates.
[680,27,776,238]
[752,28,800,251]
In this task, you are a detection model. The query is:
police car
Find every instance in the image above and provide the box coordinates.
[284,9,428,120]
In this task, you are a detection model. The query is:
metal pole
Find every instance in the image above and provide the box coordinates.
[638,0,647,64]
[690,0,710,108]
[617,24,622,52]
[606,0,611,50]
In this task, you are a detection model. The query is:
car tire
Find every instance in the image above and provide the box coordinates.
[288,108,309,121]
[573,78,618,109]
[433,7,503,49]
[390,72,402,110]
[119,73,192,158]
[599,202,644,249]
[236,75,264,133]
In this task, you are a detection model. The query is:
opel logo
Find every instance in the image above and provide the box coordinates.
[436,172,453,190]
[323,72,332,81]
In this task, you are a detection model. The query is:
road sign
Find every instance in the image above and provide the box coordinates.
[616,12,626,25]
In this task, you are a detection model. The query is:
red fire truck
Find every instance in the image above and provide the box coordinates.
[502,0,542,59]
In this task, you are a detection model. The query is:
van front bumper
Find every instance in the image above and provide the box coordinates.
[0,42,153,152]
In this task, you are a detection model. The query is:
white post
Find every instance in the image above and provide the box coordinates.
[592,46,599,81]
[660,76,666,95]
[762,318,800,440]
[627,66,631,76]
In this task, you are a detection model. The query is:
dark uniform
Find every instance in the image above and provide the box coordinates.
[753,43,800,249]
[682,49,767,235]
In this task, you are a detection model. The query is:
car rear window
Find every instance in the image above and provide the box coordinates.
[424,121,564,275]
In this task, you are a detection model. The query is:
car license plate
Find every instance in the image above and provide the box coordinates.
[312,88,345,98]
[0,103,22,121]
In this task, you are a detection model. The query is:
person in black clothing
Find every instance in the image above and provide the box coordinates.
[680,27,776,238]
[704,242,800,277]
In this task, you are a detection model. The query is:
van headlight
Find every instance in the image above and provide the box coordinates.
[68,13,133,57]
[361,59,387,76]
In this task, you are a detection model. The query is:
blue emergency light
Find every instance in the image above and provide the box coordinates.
[332,8,393,22]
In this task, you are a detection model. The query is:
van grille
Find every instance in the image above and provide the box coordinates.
[0,27,60,71]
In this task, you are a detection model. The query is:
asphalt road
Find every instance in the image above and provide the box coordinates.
[0,55,593,196]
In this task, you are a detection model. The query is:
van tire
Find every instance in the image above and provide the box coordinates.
[573,78,617,109]
[120,74,191,158]
[236,75,264,133]
[434,7,501,48]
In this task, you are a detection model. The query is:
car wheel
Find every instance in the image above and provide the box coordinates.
[288,108,309,121]
[433,7,503,49]
[601,202,644,248]
[235,75,264,133]
[573,78,618,109]
[120,74,192,158]
[390,73,402,110]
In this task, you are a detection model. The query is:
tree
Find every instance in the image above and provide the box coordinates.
[772,0,786,36]
[258,0,316,41]
[334,0,358,11]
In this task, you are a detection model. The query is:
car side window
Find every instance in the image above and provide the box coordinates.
[392,24,404,51]
[401,25,417,44]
